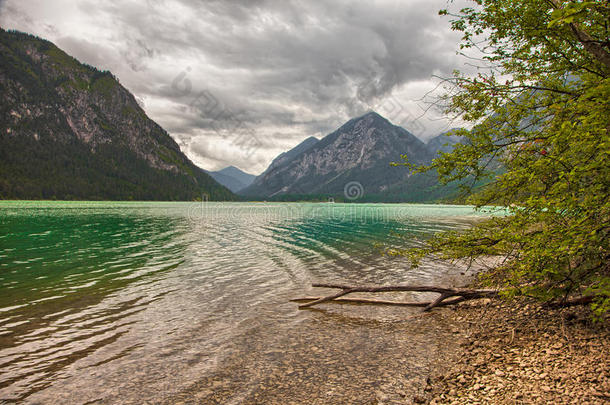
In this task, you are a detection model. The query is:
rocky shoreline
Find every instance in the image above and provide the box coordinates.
[420,299,609,404]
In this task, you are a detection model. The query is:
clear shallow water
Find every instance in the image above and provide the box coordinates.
[0,202,494,404]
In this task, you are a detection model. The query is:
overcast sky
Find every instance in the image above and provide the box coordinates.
[0,0,472,174]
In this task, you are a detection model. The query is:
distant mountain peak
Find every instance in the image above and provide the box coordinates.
[260,136,319,176]
[217,165,255,177]
[359,111,384,120]
[301,136,319,143]
[208,166,256,193]
[426,128,463,155]
[241,111,434,199]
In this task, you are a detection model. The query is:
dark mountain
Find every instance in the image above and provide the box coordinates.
[207,166,256,192]
[264,136,319,173]
[0,29,235,201]
[426,129,462,155]
[241,112,445,201]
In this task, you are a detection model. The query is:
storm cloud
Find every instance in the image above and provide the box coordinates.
[0,0,471,173]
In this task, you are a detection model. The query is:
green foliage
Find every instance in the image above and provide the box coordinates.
[401,0,610,315]
[90,74,117,99]
[0,128,235,201]
[45,46,84,71]
[121,105,143,118]
[157,145,195,177]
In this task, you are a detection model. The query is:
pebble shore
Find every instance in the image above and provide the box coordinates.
[421,299,609,404]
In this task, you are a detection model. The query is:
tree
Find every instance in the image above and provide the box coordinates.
[395,0,610,315]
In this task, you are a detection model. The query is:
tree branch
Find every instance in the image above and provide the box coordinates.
[294,283,499,311]
[549,0,610,73]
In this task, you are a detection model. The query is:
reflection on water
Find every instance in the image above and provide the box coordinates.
[0,202,492,403]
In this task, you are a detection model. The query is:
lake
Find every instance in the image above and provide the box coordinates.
[0,202,493,403]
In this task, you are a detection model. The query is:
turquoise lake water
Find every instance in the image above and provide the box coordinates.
[0,202,496,403]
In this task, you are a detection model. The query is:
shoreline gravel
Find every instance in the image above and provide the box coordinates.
[420,299,609,404]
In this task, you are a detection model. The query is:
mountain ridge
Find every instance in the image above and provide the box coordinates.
[207,166,256,192]
[0,29,235,200]
[426,129,462,155]
[241,111,443,201]
[266,136,319,173]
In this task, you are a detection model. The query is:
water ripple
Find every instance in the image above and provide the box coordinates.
[0,202,493,403]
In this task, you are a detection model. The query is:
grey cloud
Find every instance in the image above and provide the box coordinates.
[1,0,468,173]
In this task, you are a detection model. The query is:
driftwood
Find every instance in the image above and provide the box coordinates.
[291,296,468,307]
[293,283,499,311]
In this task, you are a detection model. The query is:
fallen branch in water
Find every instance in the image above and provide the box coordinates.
[291,296,468,307]
[294,283,500,311]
